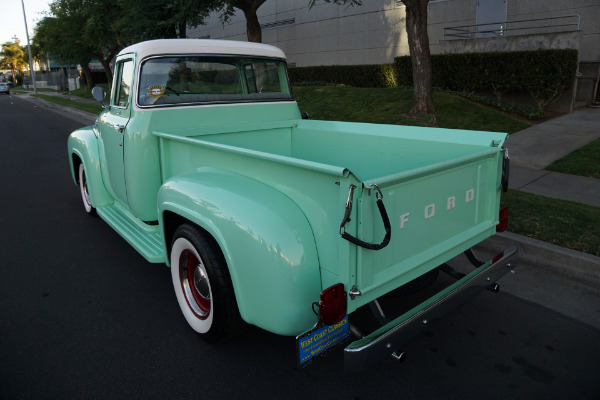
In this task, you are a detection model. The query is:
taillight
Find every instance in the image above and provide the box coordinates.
[318,283,347,325]
[492,251,505,264]
[497,206,508,232]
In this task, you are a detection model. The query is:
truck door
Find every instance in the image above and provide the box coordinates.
[98,59,134,204]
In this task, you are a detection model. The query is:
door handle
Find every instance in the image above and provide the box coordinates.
[116,124,126,133]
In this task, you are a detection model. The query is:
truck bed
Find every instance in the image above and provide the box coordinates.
[157,119,504,180]
[154,119,507,310]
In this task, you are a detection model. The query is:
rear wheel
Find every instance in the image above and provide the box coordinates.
[170,223,243,342]
[78,163,97,216]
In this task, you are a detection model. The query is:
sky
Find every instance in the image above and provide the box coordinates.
[1,0,52,46]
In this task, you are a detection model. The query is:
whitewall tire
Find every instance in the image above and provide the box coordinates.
[78,163,97,216]
[170,224,243,342]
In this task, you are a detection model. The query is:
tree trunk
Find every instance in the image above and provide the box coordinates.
[403,0,435,117]
[80,63,95,91]
[179,20,187,38]
[226,0,268,43]
[96,56,113,90]
[242,7,262,42]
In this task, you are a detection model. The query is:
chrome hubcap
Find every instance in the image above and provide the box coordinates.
[193,266,210,300]
[180,250,211,319]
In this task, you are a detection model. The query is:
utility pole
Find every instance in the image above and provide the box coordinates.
[21,0,37,94]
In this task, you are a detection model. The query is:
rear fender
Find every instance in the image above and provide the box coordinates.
[158,167,321,336]
[67,126,112,208]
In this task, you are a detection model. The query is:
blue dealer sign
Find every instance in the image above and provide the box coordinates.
[296,315,350,366]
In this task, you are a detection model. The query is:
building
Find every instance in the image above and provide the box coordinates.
[190,0,600,107]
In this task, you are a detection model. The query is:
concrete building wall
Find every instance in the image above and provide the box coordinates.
[190,0,411,66]
[189,0,599,65]
[505,0,599,61]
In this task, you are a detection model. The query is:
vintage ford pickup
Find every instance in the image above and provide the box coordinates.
[68,39,517,371]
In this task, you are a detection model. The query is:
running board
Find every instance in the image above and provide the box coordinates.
[97,203,164,263]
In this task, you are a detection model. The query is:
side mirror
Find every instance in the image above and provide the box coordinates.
[91,86,107,108]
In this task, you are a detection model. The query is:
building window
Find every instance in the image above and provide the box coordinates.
[396,0,446,7]
[261,18,295,30]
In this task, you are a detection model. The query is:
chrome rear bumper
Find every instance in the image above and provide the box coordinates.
[344,246,518,373]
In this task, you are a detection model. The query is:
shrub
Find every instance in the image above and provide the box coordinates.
[289,49,577,116]
[289,64,398,88]
[396,49,579,113]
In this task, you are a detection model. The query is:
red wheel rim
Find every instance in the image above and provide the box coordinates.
[179,249,211,319]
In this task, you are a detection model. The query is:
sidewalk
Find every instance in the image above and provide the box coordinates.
[485,106,600,290]
[15,90,98,125]
[505,107,600,208]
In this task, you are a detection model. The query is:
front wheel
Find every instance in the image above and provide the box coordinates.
[78,163,97,216]
[170,224,243,342]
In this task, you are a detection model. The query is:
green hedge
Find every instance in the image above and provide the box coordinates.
[289,64,398,88]
[396,49,578,109]
[289,49,578,114]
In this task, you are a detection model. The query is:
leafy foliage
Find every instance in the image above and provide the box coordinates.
[289,64,398,88]
[34,0,221,89]
[289,49,577,117]
[0,39,27,83]
[396,49,579,113]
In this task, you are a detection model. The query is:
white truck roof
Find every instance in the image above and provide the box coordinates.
[118,39,287,61]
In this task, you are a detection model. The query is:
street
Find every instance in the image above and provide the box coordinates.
[1,94,599,400]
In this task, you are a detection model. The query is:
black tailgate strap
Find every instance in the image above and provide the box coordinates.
[340,184,391,251]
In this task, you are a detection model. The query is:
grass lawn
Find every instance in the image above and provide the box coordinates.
[293,86,531,134]
[546,138,600,179]
[64,84,110,100]
[33,94,103,114]
[11,86,56,92]
[502,190,600,256]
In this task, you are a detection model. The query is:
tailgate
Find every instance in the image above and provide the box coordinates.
[347,147,504,309]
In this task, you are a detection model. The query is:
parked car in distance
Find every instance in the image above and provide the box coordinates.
[0,82,10,94]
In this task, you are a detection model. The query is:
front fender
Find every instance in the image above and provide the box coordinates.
[67,126,112,208]
[158,167,321,336]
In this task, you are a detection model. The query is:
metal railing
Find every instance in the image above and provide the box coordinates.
[444,14,580,40]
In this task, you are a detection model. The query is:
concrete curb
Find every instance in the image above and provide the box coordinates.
[476,231,600,290]
[13,92,97,125]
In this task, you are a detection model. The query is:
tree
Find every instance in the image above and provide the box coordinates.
[35,0,220,90]
[219,0,268,43]
[36,0,124,88]
[35,15,96,89]
[117,0,222,41]
[0,39,27,83]
[401,0,434,117]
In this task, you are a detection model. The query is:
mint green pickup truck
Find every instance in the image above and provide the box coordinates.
[68,39,517,371]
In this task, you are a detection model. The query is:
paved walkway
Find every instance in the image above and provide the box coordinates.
[505,107,600,207]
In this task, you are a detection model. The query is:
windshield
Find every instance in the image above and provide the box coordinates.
[138,56,292,107]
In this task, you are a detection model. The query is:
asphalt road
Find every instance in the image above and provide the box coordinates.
[1,94,599,400]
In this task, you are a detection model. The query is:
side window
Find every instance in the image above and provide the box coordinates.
[113,60,134,108]
[244,62,282,94]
